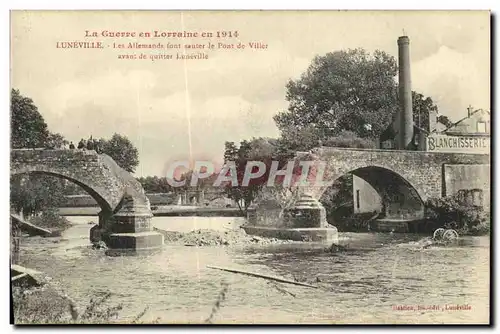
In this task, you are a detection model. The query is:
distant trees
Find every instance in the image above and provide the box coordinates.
[136,176,173,193]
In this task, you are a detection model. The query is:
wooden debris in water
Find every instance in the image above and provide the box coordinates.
[206,265,318,288]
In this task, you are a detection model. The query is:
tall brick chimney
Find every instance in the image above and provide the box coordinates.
[397,36,414,150]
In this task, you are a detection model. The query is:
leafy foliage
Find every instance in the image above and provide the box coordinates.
[29,208,72,232]
[11,89,50,149]
[425,194,489,235]
[12,288,127,324]
[10,174,66,216]
[412,91,439,131]
[99,133,139,173]
[221,138,288,214]
[323,131,377,149]
[437,115,453,128]
[136,176,173,193]
[274,49,397,140]
[274,48,442,143]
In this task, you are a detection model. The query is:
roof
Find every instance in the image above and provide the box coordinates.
[443,109,490,135]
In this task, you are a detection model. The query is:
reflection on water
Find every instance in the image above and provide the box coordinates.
[20,216,490,324]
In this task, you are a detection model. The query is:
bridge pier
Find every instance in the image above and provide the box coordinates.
[243,194,338,243]
[91,194,164,255]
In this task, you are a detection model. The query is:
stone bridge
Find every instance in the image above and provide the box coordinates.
[250,146,490,232]
[10,149,164,254]
[305,147,490,220]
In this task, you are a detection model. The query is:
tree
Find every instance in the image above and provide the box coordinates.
[221,138,282,214]
[274,49,398,140]
[99,133,139,173]
[11,89,50,148]
[10,174,65,216]
[46,132,69,149]
[437,115,453,129]
[137,176,174,193]
[10,90,68,215]
[412,91,439,132]
[274,48,440,142]
[425,194,489,235]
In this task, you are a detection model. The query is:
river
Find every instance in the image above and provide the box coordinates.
[17,216,490,324]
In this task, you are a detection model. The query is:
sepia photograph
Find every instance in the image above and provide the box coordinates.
[9,10,491,325]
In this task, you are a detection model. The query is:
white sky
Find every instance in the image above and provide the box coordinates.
[10,10,490,176]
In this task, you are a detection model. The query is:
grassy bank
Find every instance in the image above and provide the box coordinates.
[12,286,140,324]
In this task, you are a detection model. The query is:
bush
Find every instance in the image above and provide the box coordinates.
[13,286,68,324]
[425,194,490,236]
[12,286,152,324]
[29,208,72,234]
[323,131,376,149]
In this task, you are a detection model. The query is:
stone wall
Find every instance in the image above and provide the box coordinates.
[10,149,150,212]
[353,175,382,214]
[444,164,491,210]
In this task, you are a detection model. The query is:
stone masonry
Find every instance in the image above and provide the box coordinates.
[311,147,490,202]
[10,149,164,254]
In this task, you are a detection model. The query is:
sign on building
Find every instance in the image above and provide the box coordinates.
[426,134,490,154]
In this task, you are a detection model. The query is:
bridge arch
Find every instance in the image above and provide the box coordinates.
[11,167,114,212]
[318,165,425,221]
[10,149,163,253]
[10,149,150,212]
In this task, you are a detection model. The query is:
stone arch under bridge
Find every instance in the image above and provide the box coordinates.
[10,149,163,254]
[319,165,425,221]
[308,147,490,206]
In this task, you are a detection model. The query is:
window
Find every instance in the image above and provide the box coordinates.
[477,121,487,133]
[471,189,484,207]
[356,190,360,209]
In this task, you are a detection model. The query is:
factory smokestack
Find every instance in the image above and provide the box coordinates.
[397,35,414,150]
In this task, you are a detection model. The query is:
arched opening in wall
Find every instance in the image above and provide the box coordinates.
[319,166,424,232]
[10,171,112,237]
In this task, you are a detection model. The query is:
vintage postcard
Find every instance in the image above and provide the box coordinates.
[10,10,491,325]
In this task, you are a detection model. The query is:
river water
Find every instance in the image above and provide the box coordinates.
[18,216,490,324]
